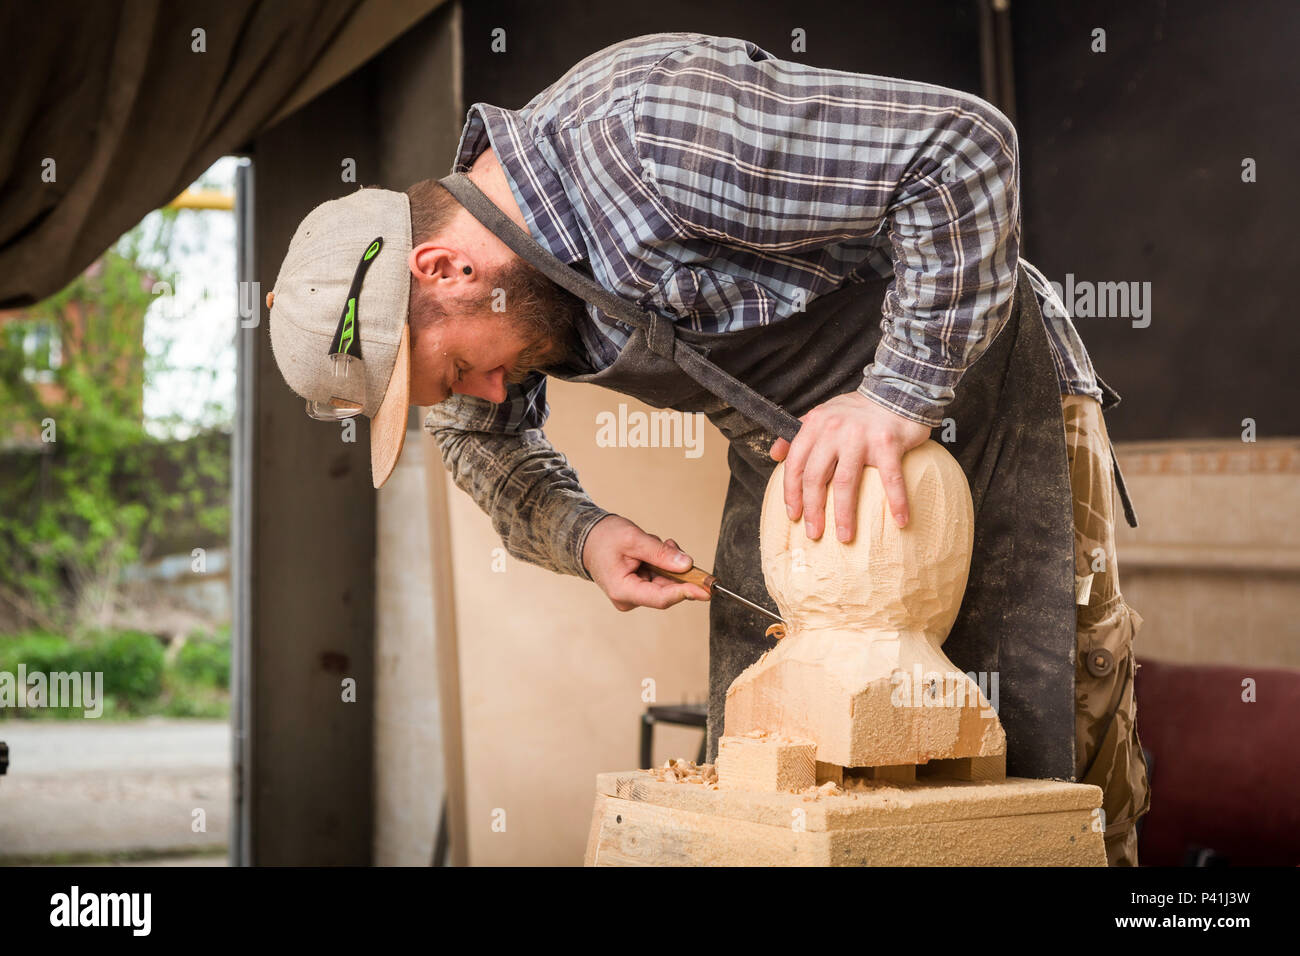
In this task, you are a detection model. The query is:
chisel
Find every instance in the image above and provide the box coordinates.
[645,562,785,626]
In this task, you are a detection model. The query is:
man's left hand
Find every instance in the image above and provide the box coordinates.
[769,391,932,540]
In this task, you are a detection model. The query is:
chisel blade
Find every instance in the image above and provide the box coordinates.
[644,561,785,626]
[711,583,785,626]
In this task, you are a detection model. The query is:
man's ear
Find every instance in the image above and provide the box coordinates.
[410,243,471,285]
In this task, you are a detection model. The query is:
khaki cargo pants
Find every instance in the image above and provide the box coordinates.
[1064,395,1153,866]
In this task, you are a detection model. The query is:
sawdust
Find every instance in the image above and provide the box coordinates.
[798,780,845,799]
[649,758,719,788]
[793,774,918,801]
[841,772,909,793]
[737,434,775,459]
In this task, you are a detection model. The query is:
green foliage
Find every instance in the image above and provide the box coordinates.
[88,629,166,699]
[0,629,163,718]
[0,213,230,632]
[0,627,229,720]
[0,631,80,675]
[174,626,231,689]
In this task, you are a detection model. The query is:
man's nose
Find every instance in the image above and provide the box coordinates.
[460,366,507,404]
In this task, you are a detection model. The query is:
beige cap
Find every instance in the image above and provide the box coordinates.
[267,187,413,489]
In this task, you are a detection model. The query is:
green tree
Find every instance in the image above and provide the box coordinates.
[0,211,229,633]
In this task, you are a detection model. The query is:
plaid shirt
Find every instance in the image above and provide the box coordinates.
[426,32,1101,578]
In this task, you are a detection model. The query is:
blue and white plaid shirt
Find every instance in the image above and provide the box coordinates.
[426,32,1102,578]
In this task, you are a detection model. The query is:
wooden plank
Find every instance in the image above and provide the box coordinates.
[587,796,1105,866]
[827,808,1104,866]
[595,770,1100,832]
[588,795,829,866]
[584,793,609,867]
[424,436,469,866]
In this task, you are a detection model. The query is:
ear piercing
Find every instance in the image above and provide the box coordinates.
[462,266,473,275]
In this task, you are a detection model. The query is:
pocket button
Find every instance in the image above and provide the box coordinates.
[1084,647,1115,678]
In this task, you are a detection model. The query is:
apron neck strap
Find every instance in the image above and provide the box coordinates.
[439,173,653,332]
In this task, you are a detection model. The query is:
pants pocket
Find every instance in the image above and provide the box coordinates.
[1075,597,1152,855]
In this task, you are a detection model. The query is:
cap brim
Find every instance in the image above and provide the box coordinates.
[370,323,411,489]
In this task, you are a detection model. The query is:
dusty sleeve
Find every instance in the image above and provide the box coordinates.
[423,374,612,580]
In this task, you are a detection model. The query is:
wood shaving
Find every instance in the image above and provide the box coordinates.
[797,780,845,800]
[649,758,719,787]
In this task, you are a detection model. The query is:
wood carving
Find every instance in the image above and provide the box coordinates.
[724,440,1006,768]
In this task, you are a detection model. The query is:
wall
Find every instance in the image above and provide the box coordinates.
[1116,438,1300,670]
[447,382,728,865]
[1013,0,1300,440]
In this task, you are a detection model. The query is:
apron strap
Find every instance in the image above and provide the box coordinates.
[439,172,804,442]
[1111,447,1140,529]
[1093,373,1140,529]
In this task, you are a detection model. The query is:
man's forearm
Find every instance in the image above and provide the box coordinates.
[424,413,611,580]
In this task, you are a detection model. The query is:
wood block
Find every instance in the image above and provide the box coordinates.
[586,770,1106,866]
[919,752,1007,782]
[716,734,816,792]
[867,764,917,784]
[815,761,843,787]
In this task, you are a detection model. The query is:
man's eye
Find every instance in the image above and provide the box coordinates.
[455,365,466,383]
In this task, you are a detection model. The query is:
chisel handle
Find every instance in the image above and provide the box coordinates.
[647,563,716,592]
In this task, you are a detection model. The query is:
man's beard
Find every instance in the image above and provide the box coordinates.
[491,258,587,383]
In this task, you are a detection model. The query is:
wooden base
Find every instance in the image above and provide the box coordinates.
[585,770,1106,866]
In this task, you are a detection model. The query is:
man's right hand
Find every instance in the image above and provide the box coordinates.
[582,515,712,611]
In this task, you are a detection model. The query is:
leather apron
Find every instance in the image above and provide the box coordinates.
[440,173,1133,780]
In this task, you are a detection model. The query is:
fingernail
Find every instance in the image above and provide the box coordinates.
[787,504,796,519]
[838,527,850,542]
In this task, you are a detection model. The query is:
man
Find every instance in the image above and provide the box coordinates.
[267,33,1149,864]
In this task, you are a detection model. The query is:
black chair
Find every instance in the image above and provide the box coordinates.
[639,703,708,769]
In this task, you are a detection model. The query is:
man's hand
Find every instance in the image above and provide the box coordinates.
[769,391,932,540]
[582,515,713,611]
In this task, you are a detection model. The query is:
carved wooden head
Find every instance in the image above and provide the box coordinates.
[760,440,975,642]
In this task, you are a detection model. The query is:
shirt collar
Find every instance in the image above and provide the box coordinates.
[453,105,587,265]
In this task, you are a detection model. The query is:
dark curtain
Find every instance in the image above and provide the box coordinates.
[0,0,444,308]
